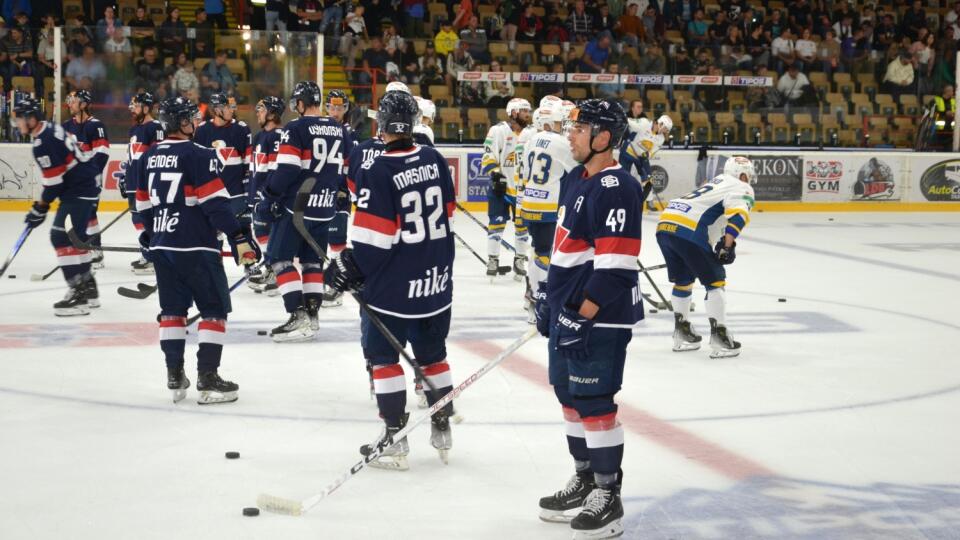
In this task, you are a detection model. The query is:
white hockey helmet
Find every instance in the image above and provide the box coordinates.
[559,100,576,122]
[386,81,411,94]
[655,114,673,135]
[418,97,436,123]
[539,95,562,108]
[534,103,559,130]
[506,97,532,117]
[723,156,758,184]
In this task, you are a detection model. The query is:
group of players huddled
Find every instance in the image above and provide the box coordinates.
[15,76,757,538]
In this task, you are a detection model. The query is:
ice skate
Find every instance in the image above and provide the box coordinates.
[247,266,274,292]
[54,287,90,317]
[196,371,238,404]
[709,318,741,358]
[321,285,343,307]
[513,254,528,282]
[305,298,320,331]
[167,367,190,403]
[270,308,315,342]
[81,275,100,308]
[539,471,596,523]
[359,413,409,471]
[430,411,453,464]
[130,256,154,275]
[672,313,701,352]
[570,486,624,539]
[486,256,500,282]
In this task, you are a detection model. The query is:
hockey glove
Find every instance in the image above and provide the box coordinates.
[254,199,283,224]
[555,305,594,361]
[138,231,155,263]
[117,170,128,199]
[533,283,551,337]
[490,171,508,197]
[24,202,49,230]
[714,239,737,265]
[336,186,351,212]
[229,230,262,267]
[323,248,365,292]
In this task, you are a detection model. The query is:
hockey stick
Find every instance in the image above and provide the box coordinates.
[67,229,140,252]
[31,209,132,281]
[117,282,157,299]
[256,326,538,516]
[453,231,511,274]
[291,178,440,396]
[184,265,262,325]
[639,260,672,311]
[454,201,517,253]
[0,226,32,278]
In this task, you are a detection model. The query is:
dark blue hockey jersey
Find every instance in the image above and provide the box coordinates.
[63,116,110,184]
[134,139,241,253]
[267,115,347,222]
[547,163,644,328]
[346,136,385,197]
[126,120,165,197]
[352,144,456,318]
[31,122,100,204]
[249,127,281,201]
[194,119,252,200]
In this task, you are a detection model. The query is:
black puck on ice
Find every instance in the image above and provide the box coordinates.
[257,330,267,336]
[778,298,787,302]
[649,309,658,314]
[7,274,15,279]
[242,507,260,517]
[225,451,240,459]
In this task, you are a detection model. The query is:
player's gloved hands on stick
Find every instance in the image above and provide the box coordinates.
[253,199,282,224]
[117,171,128,199]
[714,239,737,265]
[555,305,594,360]
[138,231,154,263]
[24,202,49,230]
[323,248,365,292]
[534,284,551,337]
[229,230,262,266]
[490,171,508,197]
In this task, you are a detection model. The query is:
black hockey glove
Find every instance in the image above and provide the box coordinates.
[490,171,508,197]
[138,231,154,263]
[555,305,594,361]
[229,230,262,267]
[714,239,737,265]
[533,283,551,338]
[323,248,365,292]
[336,186,351,212]
[254,199,283,224]
[117,170,128,199]
[24,202,49,230]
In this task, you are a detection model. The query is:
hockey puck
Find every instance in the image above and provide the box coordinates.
[257,330,267,336]
[242,507,260,517]
[649,309,658,314]
[7,275,15,279]
[778,298,787,302]
[225,451,240,459]
[828,218,834,221]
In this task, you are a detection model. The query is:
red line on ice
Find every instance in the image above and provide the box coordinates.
[461,339,775,481]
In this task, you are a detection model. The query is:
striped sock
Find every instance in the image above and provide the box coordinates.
[421,360,454,414]
[372,364,407,427]
[563,406,590,462]
[197,319,226,372]
[582,411,624,480]
[275,265,304,312]
[159,315,187,369]
[302,263,324,306]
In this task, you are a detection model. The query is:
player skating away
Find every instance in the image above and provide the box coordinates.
[320,89,356,308]
[412,95,436,146]
[259,81,347,341]
[620,114,672,205]
[62,90,110,270]
[16,97,102,316]
[123,92,164,275]
[656,156,756,358]
[134,96,261,404]
[194,93,253,227]
[481,97,532,279]
[534,98,643,539]
[519,101,577,323]
[324,90,457,469]
[246,96,286,295]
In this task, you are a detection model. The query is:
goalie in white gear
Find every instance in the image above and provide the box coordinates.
[412,96,436,145]
[655,156,756,358]
[621,114,672,205]
[519,101,578,321]
[481,97,533,279]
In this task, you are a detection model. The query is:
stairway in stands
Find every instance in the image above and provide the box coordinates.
[173,0,239,27]
[322,55,355,103]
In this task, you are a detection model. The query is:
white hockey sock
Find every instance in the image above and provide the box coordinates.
[487,234,502,258]
[514,235,530,259]
[706,287,726,325]
[528,255,549,294]
[673,294,692,319]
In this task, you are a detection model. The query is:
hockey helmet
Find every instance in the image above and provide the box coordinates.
[290,81,323,111]
[506,97,532,117]
[326,89,350,111]
[67,90,93,104]
[655,114,673,135]
[567,98,628,148]
[385,81,411,94]
[159,96,199,133]
[722,156,758,184]
[13,96,44,121]
[377,90,419,136]
[256,95,285,117]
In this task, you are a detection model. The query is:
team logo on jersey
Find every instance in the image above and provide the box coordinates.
[407,265,451,299]
[600,175,619,188]
[804,160,843,193]
[853,158,896,200]
[211,140,241,165]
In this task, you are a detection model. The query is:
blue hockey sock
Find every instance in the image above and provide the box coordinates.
[372,363,407,427]
[197,318,226,372]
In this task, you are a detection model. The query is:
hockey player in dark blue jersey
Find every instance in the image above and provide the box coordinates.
[194,93,253,226]
[320,89,355,308]
[135,96,261,404]
[324,90,457,469]
[258,81,348,342]
[62,90,110,270]
[534,99,644,539]
[16,97,101,316]
[123,92,165,274]
[246,96,285,295]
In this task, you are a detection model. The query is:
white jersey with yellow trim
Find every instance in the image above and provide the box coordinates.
[481,121,522,202]
[625,117,664,161]
[519,130,578,222]
[657,173,755,249]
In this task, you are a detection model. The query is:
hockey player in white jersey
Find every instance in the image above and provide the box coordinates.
[621,114,672,203]
[655,156,756,358]
[519,101,577,320]
[481,97,533,279]
[413,96,436,145]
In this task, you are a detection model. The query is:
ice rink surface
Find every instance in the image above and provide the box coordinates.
[1,210,959,540]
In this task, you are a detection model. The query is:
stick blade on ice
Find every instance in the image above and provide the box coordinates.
[256,493,304,516]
